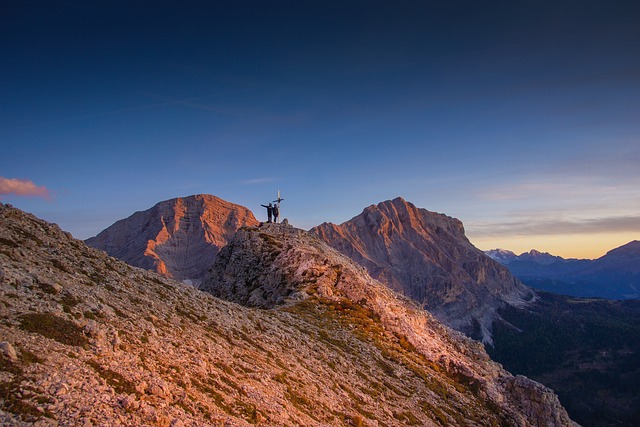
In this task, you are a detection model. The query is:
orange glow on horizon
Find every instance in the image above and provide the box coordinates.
[470,233,638,260]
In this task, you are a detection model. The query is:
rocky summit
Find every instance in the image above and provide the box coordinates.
[0,203,576,426]
[85,194,259,286]
[311,197,535,343]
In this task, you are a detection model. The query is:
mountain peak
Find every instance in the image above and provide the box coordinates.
[358,197,467,239]
[485,249,518,264]
[518,250,564,265]
[312,199,533,343]
[603,240,640,258]
[86,194,259,285]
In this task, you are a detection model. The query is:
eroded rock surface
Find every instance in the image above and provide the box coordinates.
[86,194,259,285]
[311,197,534,342]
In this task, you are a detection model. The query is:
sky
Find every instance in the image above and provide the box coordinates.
[2,0,639,259]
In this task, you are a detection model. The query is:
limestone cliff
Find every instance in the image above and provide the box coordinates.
[311,197,534,342]
[85,194,259,285]
[1,203,576,426]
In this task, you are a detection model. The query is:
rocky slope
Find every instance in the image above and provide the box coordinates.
[85,194,259,286]
[0,203,576,426]
[311,197,534,343]
[201,221,576,426]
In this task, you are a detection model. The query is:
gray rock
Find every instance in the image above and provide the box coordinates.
[0,341,18,362]
[120,394,138,411]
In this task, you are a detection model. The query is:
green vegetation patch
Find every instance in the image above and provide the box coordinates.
[50,258,72,274]
[0,236,19,248]
[86,360,138,395]
[393,410,422,425]
[36,280,61,295]
[0,352,52,422]
[19,313,88,347]
[488,293,640,427]
[285,385,314,413]
[0,380,54,423]
[60,292,82,309]
[258,232,284,249]
[286,297,508,425]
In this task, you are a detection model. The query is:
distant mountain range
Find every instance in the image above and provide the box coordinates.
[485,248,566,265]
[486,242,640,300]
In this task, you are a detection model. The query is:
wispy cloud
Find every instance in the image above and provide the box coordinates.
[24,88,259,128]
[469,215,640,237]
[477,181,594,202]
[0,177,51,200]
[239,177,279,185]
[477,166,640,203]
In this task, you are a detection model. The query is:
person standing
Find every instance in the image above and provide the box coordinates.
[261,203,273,223]
[272,203,279,224]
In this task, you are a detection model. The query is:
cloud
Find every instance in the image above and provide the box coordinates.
[0,177,51,200]
[477,181,592,202]
[239,178,279,185]
[468,215,640,237]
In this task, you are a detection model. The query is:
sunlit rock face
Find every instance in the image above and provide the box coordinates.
[199,221,577,427]
[311,197,534,343]
[86,194,259,285]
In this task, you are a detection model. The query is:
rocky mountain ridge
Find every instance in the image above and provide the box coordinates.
[85,194,259,286]
[311,197,534,343]
[485,249,565,266]
[84,195,536,342]
[0,203,576,426]
[201,220,576,426]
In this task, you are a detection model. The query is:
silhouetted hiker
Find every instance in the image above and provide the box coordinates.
[272,204,279,224]
[261,203,273,223]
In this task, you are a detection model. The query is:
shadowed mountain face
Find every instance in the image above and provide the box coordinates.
[85,194,258,285]
[0,204,577,426]
[311,197,534,343]
[488,240,640,299]
[488,292,640,427]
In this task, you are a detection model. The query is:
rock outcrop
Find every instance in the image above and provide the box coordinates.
[202,221,577,426]
[86,194,259,285]
[1,203,577,426]
[311,197,534,343]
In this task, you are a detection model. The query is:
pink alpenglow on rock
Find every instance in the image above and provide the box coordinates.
[86,194,259,286]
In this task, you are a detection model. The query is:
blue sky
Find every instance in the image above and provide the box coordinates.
[2,0,639,258]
